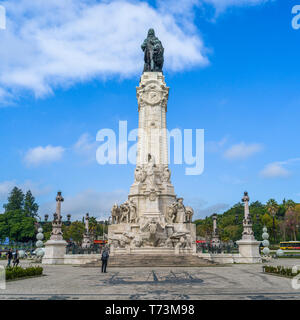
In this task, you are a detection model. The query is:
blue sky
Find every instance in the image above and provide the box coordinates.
[0,0,299,220]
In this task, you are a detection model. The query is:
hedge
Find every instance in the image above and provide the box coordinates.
[263,265,300,277]
[5,266,43,280]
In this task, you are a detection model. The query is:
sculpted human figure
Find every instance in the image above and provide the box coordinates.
[166,204,177,224]
[128,199,138,223]
[120,201,130,223]
[134,166,146,183]
[111,204,120,224]
[175,198,186,223]
[141,28,164,72]
[146,154,156,190]
[185,206,194,223]
[162,166,171,182]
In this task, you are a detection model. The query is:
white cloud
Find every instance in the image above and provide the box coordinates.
[196,202,229,218]
[203,0,271,14]
[184,196,229,219]
[206,136,228,153]
[260,158,300,179]
[224,142,263,160]
[24,145,65,166]
[0,0,273,103]
[38,189,127,221]
[73,133,97,163]
[260,162,290,178]
[0,180,51,205]
[0,0,208,101]
[0,180,15,201]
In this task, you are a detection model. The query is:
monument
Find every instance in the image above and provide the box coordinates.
[108,29,196,256]
[211,214,220,247]
[43,191,67,264]
[236,192,261,263]
[82,213,92,249]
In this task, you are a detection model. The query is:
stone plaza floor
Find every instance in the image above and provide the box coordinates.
[1,259,300,300]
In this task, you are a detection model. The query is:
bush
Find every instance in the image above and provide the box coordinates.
[5,266,43,280]
[263,265,300,277]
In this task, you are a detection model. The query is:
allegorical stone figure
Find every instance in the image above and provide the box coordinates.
[141,28,164,72]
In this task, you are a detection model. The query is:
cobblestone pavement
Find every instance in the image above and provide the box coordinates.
[0,259,300,300]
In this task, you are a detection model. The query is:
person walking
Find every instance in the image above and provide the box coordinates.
[101,247,109,273]
[13,250,20,267]
[6,249,13,268]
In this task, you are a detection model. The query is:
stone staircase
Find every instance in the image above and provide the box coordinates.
[82,254,216,267]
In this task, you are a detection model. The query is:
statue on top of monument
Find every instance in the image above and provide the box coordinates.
[141,28,164,72]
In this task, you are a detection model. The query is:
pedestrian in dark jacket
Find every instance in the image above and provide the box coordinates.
[13,250,20,267]
[6,249,13,267]
[101,247,109,273]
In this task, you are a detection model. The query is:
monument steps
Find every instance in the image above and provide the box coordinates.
[82,254,216,267]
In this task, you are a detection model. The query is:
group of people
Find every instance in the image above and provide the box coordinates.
[6,249,20,268]
[4,247,109,272]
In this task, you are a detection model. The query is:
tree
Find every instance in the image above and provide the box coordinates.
[266,199,279,217]
[0,213,9,242]
[284,199,296,212]
[0,187,37,243]
[63,221,85,244]
[3,187,24,212]
[279,220,287,241]
[284,210,299,241]
[89,216,105,237]
[24,190,39,218]
[266,199,280,242]
[5,210,36,242]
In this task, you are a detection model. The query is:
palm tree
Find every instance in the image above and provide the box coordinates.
[266,199,279,243]
[284,199,296,212]
[284,200,298,241]
[266,199,279,216]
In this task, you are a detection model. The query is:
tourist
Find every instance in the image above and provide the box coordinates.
[13,250,20,267]
[6,249,13,268]
[101,247,109,273]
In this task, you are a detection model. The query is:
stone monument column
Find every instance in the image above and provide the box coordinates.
[211,214,220,247]
[82,213,92,249]
[56,191,64,218]
[43,191,67,265]
[236,192,261,263]
[108,29,196,256]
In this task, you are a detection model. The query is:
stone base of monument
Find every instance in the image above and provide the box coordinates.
[236,239,262,263]
[42,240,67,265]
[110,246,196,256]
[83,254,215,268]
[108,222,197,258]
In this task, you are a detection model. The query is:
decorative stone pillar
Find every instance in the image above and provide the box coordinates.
[211,214,220,247]
[82,213,92,249]
[236,192,261,263]
[43,191,67,265]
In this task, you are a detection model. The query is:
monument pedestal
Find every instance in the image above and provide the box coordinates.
[236,239,262,263]
[42,240,67,265]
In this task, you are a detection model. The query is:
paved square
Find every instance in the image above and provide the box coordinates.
[1,259,300,300]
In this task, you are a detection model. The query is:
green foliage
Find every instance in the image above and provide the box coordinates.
[63,221,85,244]
[194,198,299,244]
[3,187,24,212]
[0,186,38,242]
[266,199,279,216]
[42,222,52,241]
[5,266,43,280]
[24,190,39,218]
